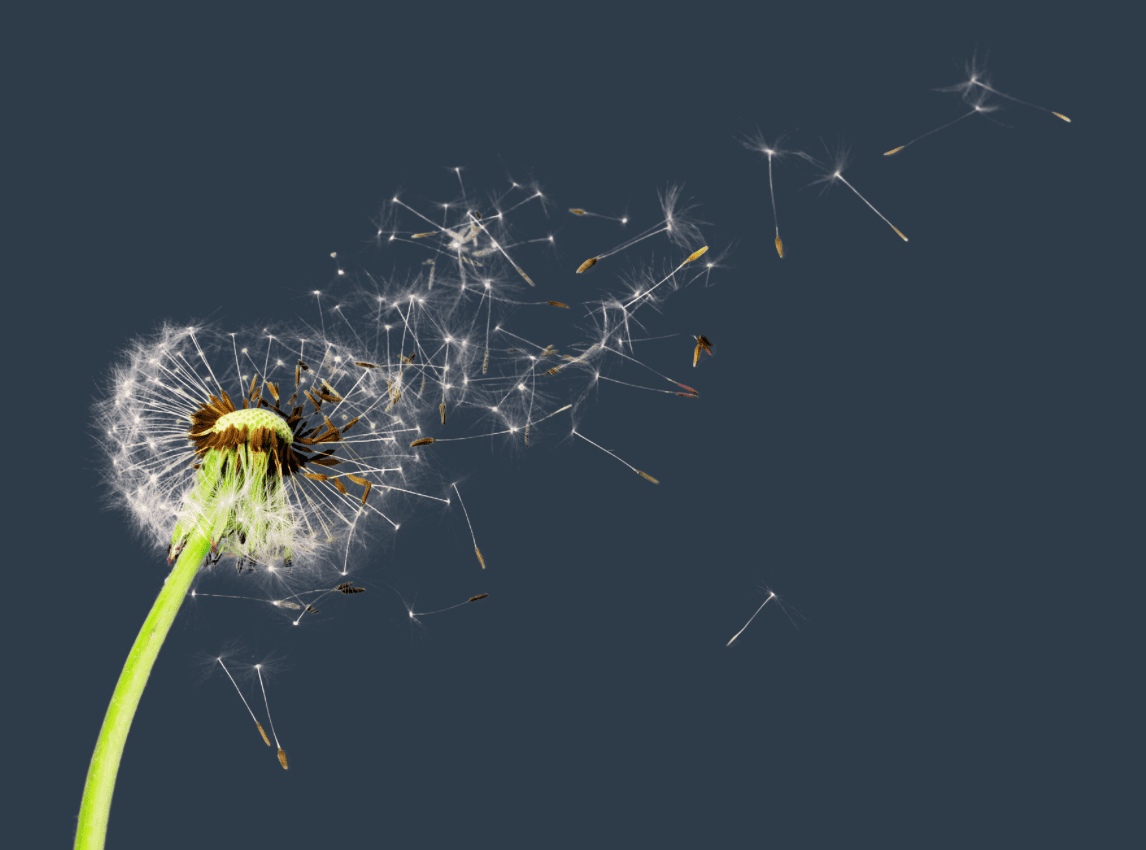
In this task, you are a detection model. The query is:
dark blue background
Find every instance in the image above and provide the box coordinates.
[12,4,1138,848]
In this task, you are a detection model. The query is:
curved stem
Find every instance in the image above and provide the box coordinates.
[75,532,211,850]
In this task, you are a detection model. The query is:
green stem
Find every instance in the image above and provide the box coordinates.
[75,531,211,850]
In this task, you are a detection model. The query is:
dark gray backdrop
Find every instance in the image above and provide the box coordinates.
[11,3,1138,848]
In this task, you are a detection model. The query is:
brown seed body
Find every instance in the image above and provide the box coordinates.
[475,546,486,570]
[576,257,599,274]
[410,437,435,447]
[278,748,289,770]
[468,593,489,602]
[775,236,784,258]
[636,470,660,484]
[883,146,905,156]
[256,722,271,747]
[547,301,570,308]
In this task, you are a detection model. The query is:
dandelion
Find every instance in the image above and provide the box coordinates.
[79,322,435,847]
[78,170,719,848]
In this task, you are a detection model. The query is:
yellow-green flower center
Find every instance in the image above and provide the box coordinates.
[215,408,293,445]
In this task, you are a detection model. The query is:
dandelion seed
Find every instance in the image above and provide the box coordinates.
[576,257,599,274]
[726,591,776,646]
[685,246,709,264]
[937,50,1071,124]
[411,591,489,617]
[412,232,436,238]
[883,89,1001,156]
[570,208,586,215]
[573,430,658,484]
[355,361,378,369]
[440,402,446,425]
[410,437,435,447]
[739,132,812,259]
[216,659,270,747]
[581,184,704,276]
[810,142,908,242]
[335,582,365,594]
[255,665,288,769]
[452,483,485,569]
[693,335,714,368]
[548,301,570,309]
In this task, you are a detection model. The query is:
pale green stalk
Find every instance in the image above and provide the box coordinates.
[75,531,211,850]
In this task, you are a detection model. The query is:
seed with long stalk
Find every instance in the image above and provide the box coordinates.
[936,50,1071,123]
[726,591,776,646]
[739,131,814,258]
[572,429,659,484]
[216,658,271,746]
[810,143,908,242]
[255,665,289,770]
[452,483,486,569]
[884,90,1002,156]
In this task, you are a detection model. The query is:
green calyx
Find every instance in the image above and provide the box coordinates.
[170,416,296,565]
